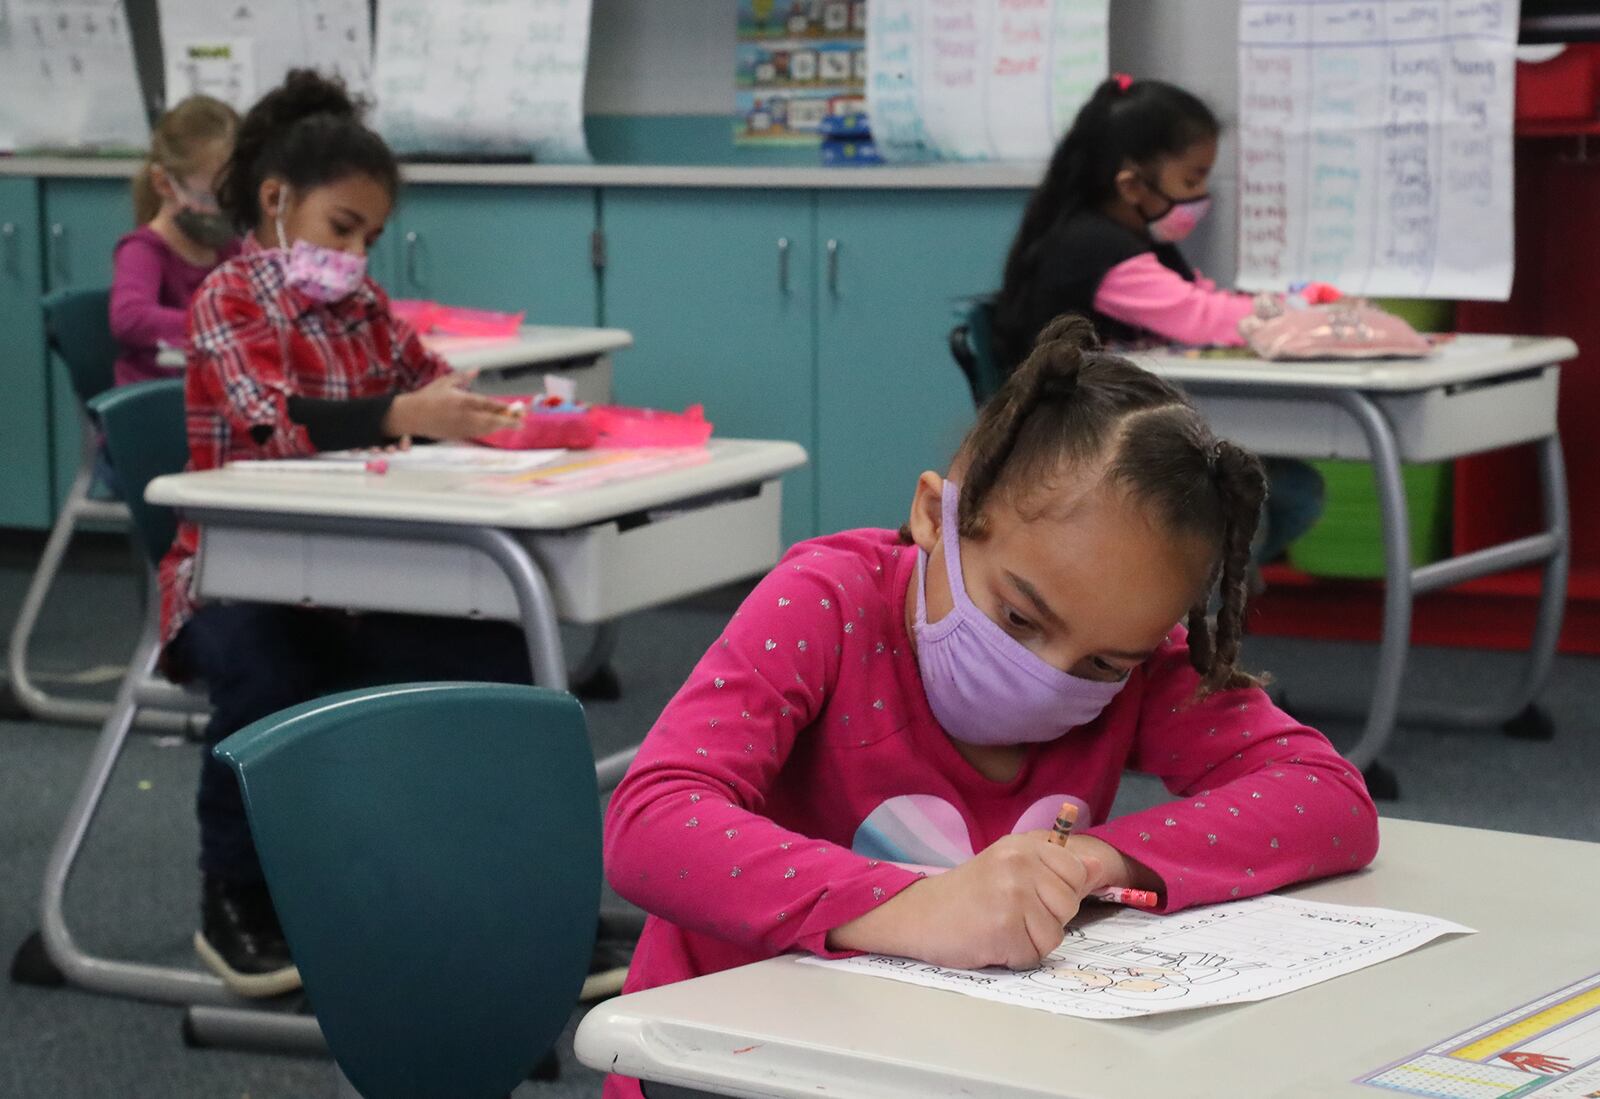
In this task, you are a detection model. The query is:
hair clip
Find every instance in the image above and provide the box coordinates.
[1112,72,1133,92]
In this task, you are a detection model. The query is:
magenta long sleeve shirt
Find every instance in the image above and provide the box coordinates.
[602,529,1379,1099]
[109,226,238,386]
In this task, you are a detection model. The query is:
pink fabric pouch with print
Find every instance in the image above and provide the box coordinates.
[1240,299,1431,360]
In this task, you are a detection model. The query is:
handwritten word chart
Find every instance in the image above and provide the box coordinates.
[1237,1,1518,300]
[158,0,373,112]
[867,0,1108,163]
[373,0,593,163]
[0,0,148,151]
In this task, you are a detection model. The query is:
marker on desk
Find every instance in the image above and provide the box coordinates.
[1088,886,1160,910]
[228,458,389,475]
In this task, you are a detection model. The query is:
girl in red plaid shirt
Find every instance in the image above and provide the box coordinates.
[160,70,529,996]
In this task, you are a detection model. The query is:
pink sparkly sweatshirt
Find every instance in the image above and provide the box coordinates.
[603,529,1378,1099]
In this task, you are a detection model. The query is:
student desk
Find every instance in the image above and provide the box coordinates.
[1131,335,1579,796]
[422,323,634,404]
[576,817,1597,1098]
[145,439,805,790]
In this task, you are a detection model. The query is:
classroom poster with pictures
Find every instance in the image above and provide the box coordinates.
[736,0,867,145]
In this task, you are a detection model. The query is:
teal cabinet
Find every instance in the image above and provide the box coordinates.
[0,179,51,529]
[814,191,1025,533]
[42,178,135,509]
[387,186,598,325]
[603,188,818,545]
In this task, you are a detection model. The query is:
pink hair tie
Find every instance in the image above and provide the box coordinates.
[1112,72,1133,92]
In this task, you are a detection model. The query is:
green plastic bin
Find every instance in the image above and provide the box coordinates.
[1283,298,1457,579]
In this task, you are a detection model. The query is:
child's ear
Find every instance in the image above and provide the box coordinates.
[906,471,945,553]
[150,163,176,201]
[258,177,285,222]
[1112,166,1144,206]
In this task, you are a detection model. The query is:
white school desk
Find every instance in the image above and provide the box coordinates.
[145,439,805,789]
[1131,335,1579,797]
[576,817,1597,1099]
[422,323,634,404]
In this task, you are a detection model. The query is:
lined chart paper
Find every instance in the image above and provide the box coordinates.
[805,894,1473,1019]
[1236,0,1519,300]
[866,0,1108,162]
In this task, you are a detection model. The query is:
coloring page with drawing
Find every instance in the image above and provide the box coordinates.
[803,894,1473,1020]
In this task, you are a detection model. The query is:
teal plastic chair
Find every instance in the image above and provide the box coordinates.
[88,378,188,568]
[215,683,602,1099]
[8,287,138,725]
[948,297,1005,406]
[11,379,222,1017]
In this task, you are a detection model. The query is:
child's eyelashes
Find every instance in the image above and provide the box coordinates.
[1000,604,1035,633]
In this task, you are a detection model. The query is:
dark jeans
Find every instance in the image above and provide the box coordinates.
[169,603,533,884]
[1257,457,1327,565]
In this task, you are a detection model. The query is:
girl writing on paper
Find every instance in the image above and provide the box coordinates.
[603,316,1378,1099]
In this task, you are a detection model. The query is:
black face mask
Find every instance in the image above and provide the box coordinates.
[174,207,235,249]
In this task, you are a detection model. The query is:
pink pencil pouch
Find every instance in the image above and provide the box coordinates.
[1240,298,1431,360]
[392,299,525,339]
[477,398,713,450]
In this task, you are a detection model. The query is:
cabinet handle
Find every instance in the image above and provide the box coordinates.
[826,238,839,296]
[49,223,67,284]
[1,222,15,277]
[777,236,790,294]
[403,230,419,287]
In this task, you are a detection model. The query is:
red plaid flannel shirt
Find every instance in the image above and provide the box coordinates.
[158,237,450,648]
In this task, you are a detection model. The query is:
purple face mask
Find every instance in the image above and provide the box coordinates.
[913,482,1127,747]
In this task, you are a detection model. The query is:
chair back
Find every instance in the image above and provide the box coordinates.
[215,683,602,1099]
[948,297,1005,406]
[86,379,187,567]
[43,287,119,411]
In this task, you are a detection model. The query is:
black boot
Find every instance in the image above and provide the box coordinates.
[194,876,301,998]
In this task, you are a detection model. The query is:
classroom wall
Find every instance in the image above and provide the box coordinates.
[1110,0,1243,284]
[584,0,1246,280]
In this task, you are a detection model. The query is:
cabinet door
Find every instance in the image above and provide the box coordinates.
[42,179,135,509]
[390,185,598,325]
[0,179,51,529]
[815,191,1026,533]
[603,188,817,545]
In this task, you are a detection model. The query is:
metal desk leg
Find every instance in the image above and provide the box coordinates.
[454,526,568,691]
[1331,391,1413,775]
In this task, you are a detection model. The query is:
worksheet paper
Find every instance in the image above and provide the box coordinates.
[229,446,567,475]
[866,0,1108,162]
[372,0,593,162]
[1235,0,1519,300]
[0,0,148,151]
[804,895,1474,1019]
[157,0,372,112]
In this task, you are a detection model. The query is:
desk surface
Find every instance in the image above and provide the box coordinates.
[423,325,634,373]
[576,818,1599,1099]
[1130,334,1578,392]
[146,439,806,531]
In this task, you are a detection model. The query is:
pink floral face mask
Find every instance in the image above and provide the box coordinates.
[274,186,367,303]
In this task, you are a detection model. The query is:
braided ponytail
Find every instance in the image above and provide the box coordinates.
[1193,441,1268,693]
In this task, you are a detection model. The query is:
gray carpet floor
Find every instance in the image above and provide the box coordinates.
[2,531,1597,1098]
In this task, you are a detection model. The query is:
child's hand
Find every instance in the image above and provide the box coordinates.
[827,833,1103,971]
[384,371,522,441]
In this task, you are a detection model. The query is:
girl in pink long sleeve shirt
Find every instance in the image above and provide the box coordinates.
[994,75,1253,368]
[110,95,239,387]
[604,317,1378,1099]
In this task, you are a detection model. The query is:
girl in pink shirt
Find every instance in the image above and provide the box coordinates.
[993,75,1323,566]
[110,95,240,387]
[604,316,1378,1099]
